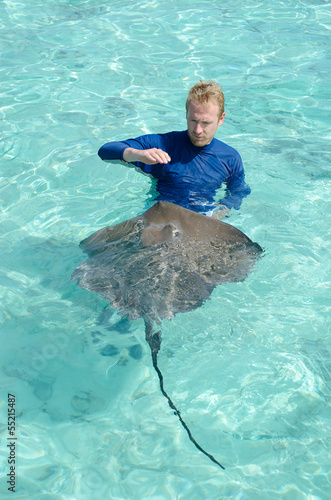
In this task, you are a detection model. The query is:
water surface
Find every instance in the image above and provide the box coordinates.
[0,0,330,498]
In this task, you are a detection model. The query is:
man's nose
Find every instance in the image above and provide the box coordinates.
[195,123,203,134]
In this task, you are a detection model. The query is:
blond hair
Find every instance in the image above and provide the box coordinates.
[186,80,225,117]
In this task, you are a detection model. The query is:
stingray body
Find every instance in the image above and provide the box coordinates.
[72,201,262,469]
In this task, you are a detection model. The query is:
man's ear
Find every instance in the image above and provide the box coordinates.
[218,112,225,126]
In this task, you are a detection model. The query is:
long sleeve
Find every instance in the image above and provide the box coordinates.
[98,141,130,161]
[98,134,166,163]
[218,154,251,210]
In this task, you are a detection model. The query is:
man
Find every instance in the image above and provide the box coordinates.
[98,80,250,216]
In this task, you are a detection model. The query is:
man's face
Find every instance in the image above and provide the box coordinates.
[186,100,225,147]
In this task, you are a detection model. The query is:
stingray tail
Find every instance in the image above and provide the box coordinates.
[144,318,225,470]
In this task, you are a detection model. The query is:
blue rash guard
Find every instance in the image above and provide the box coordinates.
[98,130,251,214]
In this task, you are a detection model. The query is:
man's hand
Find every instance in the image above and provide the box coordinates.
[212,205,231,219]
[123,147,171,165]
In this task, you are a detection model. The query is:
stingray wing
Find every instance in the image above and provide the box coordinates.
[79,216,144,256]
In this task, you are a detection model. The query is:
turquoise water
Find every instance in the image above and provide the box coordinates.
[0,0,330,498]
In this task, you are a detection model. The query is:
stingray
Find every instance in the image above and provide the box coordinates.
[72,201,263,469]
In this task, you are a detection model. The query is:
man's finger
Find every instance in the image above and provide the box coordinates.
[149,148,171,164]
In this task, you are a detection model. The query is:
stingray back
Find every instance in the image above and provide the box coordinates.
[72,229,262,321]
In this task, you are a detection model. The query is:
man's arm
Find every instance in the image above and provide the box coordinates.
[218,151,251,210]
[98,141,129,161]
[98,136,170,166]
[123,147,170,165]
[219,171,251,210]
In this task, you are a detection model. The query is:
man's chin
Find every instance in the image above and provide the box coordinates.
[189,135,207,147]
